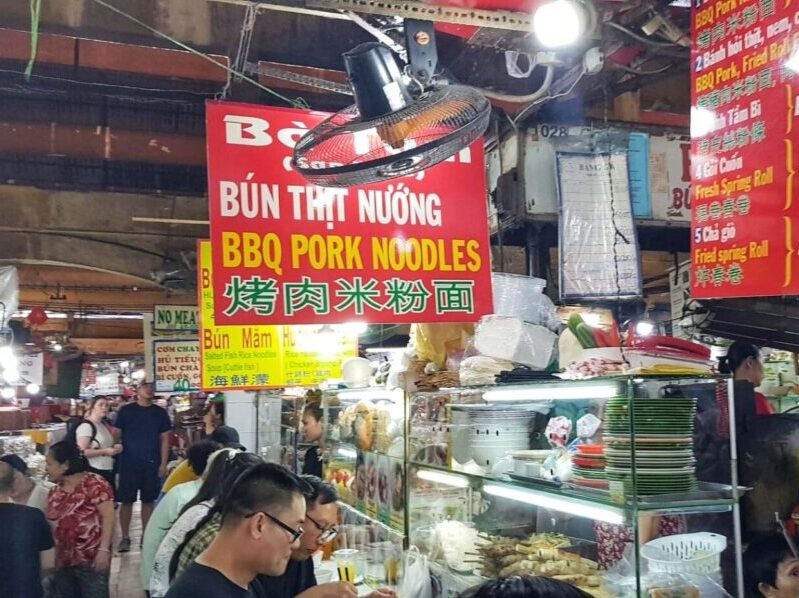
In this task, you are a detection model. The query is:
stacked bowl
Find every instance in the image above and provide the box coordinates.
[466,407,535,468]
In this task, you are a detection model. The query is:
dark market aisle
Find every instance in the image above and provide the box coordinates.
[110,504,145,598]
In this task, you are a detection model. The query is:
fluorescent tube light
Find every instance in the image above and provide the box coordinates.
[417,469,470,488]
[337,388,403,402]
[337,448,358,459]
[482,383,619,402]
[483,483,625,524]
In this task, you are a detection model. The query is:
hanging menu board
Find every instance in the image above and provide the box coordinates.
[691,0,798,298]
[557,152,643,300]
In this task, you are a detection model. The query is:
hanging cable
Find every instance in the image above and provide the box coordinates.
[614,62,674,76]
[220,3,259,98]
[512,67,586,125]
[25,0,42,80]
[605,21,683,49]
[87,0,308,108]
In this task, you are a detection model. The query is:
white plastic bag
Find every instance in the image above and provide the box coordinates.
[399,546,432,598]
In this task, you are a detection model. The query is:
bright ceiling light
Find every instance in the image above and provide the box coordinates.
[0,346,15,369]
[120,361,130,369]
[52,343,63,352]
[3,369,20,384]
[635,321,655,336]
[1,387,15,400]
[336,322,368,336]
[122,376,132,384]
[483,483,625,524]
[25,383,40,394]
[533,0,585,48]
[786,51,799,73]
[691,106,719,138]
[131,369,146,380]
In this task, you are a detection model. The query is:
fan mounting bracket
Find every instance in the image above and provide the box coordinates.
[404,19,438,85]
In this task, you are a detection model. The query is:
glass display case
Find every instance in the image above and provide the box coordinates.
[322,387,407,584]
[255,388,309,470]
[407,377,743,598]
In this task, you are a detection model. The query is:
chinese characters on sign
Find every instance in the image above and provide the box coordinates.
[205,102,493,325]
[198,240,358,390]
[691,0,799,297]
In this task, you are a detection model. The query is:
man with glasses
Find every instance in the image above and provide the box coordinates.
[165,463,308,598]
[257,475,395,598]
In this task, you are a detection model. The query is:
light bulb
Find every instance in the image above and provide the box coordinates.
[691,106,719,138]
[25,383,40,394]
[52,343,63,352]
[131,369,146,380]
[0,345,14,368]
[3,369,20,384]
[123,376,132,384]
[786,51,799,73]
[533,0,584,48]
[1,387,15,400]
[635,321,655,336]
[120,361,130,369]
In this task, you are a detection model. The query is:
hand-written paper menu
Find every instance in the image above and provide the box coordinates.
[557,152,642,300]
[691,0,799,298]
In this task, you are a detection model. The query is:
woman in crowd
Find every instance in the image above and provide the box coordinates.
[45,441,115,598]
[744,533,799,598]
[0,453,50,512]
[149,450,262,597]
[75,396,122,490]
[718,341,773,419]
[301,402,324,477]
[459,576,592,598]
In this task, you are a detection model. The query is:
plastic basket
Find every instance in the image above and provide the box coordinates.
[641,532,727,575]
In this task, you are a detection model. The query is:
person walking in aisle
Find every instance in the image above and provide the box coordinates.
[140,439,221,592]
[0,453,51,512]
[45,442,114,598]
[165,462,308,598]
[75,396,122,491]
[0,461,54,598]
[115,382,172,552]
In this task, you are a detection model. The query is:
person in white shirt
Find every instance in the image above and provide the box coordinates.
[76,396,122,489]
[0,454,51,513]
[140,440,221,590]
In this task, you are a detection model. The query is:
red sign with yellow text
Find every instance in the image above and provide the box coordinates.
[691,0,799,297]
[206,101,493,324]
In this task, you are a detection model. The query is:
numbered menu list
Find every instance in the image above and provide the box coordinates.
[691,0,799,298]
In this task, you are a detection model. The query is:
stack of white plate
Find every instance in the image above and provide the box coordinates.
[466,408,535,468]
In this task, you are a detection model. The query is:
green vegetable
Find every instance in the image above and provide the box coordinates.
[574,322,597,349]
[568,313,584,337]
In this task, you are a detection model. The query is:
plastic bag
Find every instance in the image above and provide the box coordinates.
[399,546,433,598]
[411,323,475,368]
[0,266,19,326]
[474,316,557,370]
[492,273,560,331]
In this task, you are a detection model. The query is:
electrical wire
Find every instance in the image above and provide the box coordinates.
[0,67,217,97]
[605,21,684,49]
[87,0,308,109]
[481,66,554,103]
[512,68,586,125]
[25,0,42,80]
[615,62,674,76]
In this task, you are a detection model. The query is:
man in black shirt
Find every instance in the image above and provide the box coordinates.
[257,476,395,598]
[165,463,308,598]
[0,461,54,598]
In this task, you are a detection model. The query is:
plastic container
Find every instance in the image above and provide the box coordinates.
[492,273,558,329]
[641,532,727,575]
